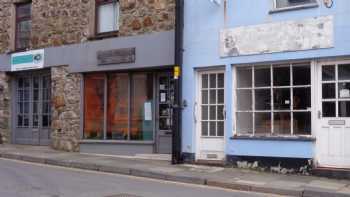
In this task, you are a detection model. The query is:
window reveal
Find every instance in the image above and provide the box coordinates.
[84,72,155,141]
[15,2,32,50]
[235,63,312,136]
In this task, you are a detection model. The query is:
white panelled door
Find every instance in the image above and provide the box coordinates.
[196,71,225,161]
[316,61,350,168]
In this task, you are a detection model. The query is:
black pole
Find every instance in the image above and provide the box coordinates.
[172,0,184,164]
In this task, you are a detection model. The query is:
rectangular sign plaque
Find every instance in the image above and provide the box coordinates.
[11,49,45,71]
[97,48,136,65]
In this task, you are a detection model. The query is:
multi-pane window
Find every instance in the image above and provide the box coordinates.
[200,73,225,137]
[17,77,30,128]
[235,63,311,136]
[83,72,154,141]
[96,0,119,34]
[322,64,350,118]
[275,0,317,9]
[15,2,32,50]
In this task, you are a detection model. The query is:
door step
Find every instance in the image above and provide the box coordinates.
[195,159,225,166]
[312,167,350,179]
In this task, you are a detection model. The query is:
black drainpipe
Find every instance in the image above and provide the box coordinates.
[172,0,184,164]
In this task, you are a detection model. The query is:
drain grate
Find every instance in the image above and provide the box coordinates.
[105,194,142,197]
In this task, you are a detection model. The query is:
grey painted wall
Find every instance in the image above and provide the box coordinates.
[0,31,175,73]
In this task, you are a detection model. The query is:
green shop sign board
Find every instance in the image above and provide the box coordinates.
[11,49,44,71]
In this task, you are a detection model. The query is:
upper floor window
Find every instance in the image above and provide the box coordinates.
[275,0,318,9]
[96,0,119,34]
[15,2,32,50]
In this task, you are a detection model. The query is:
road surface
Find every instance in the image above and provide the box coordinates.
[0,158,281,197]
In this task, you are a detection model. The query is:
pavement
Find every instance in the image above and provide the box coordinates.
[1,144,350,197]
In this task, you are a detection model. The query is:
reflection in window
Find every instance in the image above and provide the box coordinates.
[84,74,105,139]
[293,88,311,110]
[236,112,253,134]
[273,66,290,86]
[274,112,291,135]
[339,101,350,117]
[130,73,154,141]
[294,112,311,135]
[107,73,129,140]
[322,65,335,81]
[338,64,350,80]
[322,102,336,117]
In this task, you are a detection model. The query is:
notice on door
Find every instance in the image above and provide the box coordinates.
[144,102,152,121]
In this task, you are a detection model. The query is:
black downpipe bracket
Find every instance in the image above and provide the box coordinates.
[172,0,184,164]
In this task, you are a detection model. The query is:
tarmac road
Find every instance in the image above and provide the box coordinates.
[0,158,283,197]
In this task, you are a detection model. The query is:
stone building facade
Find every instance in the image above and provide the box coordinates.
[0,0,175,53]
[0,0,176,153]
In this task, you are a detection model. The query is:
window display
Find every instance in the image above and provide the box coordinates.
[236,63,311,136]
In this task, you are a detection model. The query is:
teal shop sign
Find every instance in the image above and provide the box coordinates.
[11,49,44,71]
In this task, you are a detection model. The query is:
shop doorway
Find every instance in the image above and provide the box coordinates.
[196,71,225,161]
[12,70,51,145]
[316,61,350,168]
[156,72,174,154]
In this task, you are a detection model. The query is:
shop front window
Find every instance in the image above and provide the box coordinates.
[235,63,312,136]
[84,72,154,141]
[84,74,105,139]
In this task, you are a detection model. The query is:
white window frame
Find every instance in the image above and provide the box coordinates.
[321,63,350,118]
[273,0,319,10]
[199,71,225,138]
[234,62,313,136]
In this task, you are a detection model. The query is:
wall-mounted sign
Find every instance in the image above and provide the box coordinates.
[11,49,44,71]
[97,48,136,65]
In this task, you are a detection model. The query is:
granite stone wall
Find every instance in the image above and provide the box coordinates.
[0,72,11,144]
[0,0,175,53]
[51,66,82,152]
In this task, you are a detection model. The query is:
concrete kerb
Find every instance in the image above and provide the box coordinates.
[1,152,350,197]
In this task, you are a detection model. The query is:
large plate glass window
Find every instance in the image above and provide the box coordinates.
[96,0,119,34]
[200,73,225,137]
[83,72,154,141]
[322,64,350,118]
[235,63,311,136]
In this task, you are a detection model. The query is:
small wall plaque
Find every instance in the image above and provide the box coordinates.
[328,120,346,126]
[97,48,136,65]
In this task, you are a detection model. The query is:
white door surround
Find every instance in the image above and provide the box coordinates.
[195,70,226,161]
[315,60,350,169]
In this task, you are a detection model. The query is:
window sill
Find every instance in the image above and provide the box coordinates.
[79,140,154,145]
[6,48,30,55]
[269,3,319,14]
[88,31,119,41]
[230,134,316,142]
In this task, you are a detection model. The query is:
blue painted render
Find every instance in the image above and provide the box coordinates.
[229,139,314,159]
[181,0,350,159]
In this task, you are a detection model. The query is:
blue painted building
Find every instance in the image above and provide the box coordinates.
[181,0,350,169]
